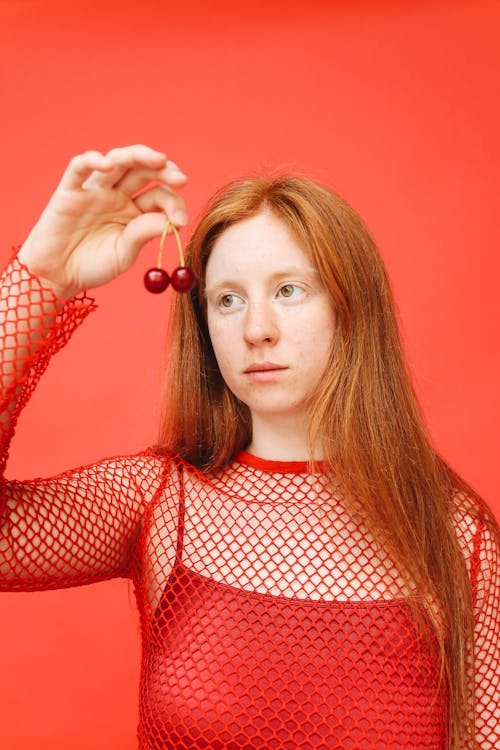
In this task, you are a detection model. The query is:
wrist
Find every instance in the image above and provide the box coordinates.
[15,248,79,302]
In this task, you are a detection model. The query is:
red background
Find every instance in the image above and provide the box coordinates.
[0,1,499,747]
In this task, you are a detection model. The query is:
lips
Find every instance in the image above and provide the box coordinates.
[244,362,287,373]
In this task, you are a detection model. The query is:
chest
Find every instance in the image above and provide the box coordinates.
[141,473,409,609]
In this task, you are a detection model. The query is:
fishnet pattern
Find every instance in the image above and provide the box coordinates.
[1,256,499,749]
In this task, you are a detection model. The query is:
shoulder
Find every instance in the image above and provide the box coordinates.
[46,448,186,516]
[122,447,186,502]
[44,447,182,485]
[450,484,499,540]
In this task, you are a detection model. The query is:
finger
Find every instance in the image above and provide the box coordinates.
[115,161,188,197]
[133,185,188,226]
[58,151,115,190]
[83,144,167,189]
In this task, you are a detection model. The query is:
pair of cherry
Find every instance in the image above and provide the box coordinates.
[144,221,195,294]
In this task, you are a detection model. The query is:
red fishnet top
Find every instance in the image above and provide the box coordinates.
[1,255,499,749]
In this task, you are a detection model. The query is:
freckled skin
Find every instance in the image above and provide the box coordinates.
[205,211,336,456]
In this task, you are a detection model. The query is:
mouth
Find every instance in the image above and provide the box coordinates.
[244,362,288,374]
[243,363,289,383]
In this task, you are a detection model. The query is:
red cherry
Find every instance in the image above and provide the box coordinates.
[170,266,195,293]
[144,268,170,293]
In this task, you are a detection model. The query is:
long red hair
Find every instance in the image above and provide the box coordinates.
[153,174,499,748]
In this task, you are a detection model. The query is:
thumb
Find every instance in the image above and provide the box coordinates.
[116,212,184,270]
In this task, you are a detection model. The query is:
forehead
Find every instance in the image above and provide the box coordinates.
[206,211,312,281]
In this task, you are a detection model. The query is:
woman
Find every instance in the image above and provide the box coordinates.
[1,144,498,749]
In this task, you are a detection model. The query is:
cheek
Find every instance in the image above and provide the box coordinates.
[207,317,236,373]
[289,305,335,357]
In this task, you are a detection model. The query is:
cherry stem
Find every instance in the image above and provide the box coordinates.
[158,219,185,268]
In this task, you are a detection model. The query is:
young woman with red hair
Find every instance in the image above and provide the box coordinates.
[1,144,499,749]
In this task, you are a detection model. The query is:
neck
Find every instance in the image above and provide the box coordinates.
[247,412,322,462]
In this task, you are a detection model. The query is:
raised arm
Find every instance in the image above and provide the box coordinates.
[0,145,187,589]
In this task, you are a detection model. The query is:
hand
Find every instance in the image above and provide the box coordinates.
[18,144,189,298]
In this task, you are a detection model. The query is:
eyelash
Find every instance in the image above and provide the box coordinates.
[216,284,304,310]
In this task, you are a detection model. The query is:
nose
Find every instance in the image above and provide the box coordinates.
[243,301,279,346]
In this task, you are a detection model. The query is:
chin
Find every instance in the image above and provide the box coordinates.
[247,402,309,420]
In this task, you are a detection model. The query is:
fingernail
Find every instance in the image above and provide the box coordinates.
[169,161,187,178]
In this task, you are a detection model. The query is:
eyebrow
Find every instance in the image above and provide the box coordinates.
[204,266,320,297]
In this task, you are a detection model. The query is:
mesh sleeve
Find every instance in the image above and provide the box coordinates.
[0,251,167,591]
[453,491,500,748]
[472,516,500,747]
[0,250,97,475]
[0,453,170,591]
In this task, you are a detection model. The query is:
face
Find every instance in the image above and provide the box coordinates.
[205,210,336,425]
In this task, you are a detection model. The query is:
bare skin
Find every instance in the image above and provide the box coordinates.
[0,145,188,399]
[18,144,189,299]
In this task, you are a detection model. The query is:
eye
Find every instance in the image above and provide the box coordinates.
[217,293,244,310]
[278,284,303,299]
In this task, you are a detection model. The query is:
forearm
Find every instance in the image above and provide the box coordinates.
[0,251,97,472]
[0,253,66,392]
